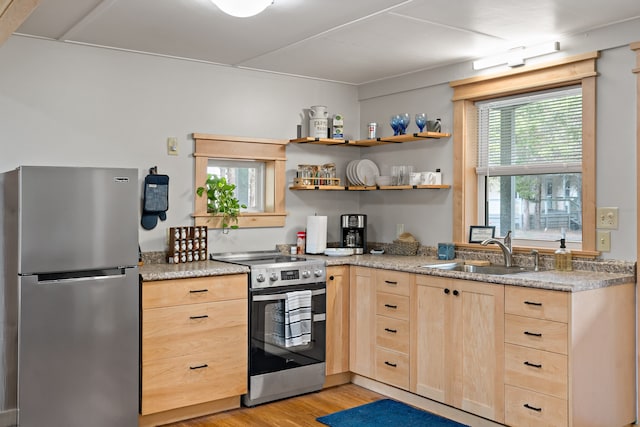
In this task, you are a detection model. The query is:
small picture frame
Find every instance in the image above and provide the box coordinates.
[469,226,496,244]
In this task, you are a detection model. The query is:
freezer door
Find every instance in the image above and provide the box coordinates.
[18,268,139,427]
[19,166,139,274]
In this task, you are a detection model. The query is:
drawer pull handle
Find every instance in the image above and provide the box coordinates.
[524,331,542,337]
[524,300,542,306]
[384,328,397,334]
[444,288,450,294]
[189,364,208,370]
[384,280,398,286]
[524,403,542,412]
[189,315,209,320]
[453,290,459,296]
[189,289,209,293]
[384,304,398,309]
[524,361,542,368]
[384,361,397,368]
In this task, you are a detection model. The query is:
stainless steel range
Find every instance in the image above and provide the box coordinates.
[210,250,326,407]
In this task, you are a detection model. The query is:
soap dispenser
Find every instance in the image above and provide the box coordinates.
[554,231,572,271]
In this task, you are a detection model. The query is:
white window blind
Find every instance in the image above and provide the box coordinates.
[476,86,582,176]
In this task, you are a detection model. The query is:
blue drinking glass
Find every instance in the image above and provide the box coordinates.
[390,115,401,136]
[415,113,427,132]
[399,113,410,135]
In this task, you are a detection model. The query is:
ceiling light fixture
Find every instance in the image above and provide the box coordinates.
[210,0,273,18]
[472,41,560,71]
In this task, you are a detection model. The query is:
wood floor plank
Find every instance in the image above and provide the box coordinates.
[160,384,383,426]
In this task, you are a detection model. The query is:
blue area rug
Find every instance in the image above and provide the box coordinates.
[317,399,469,427]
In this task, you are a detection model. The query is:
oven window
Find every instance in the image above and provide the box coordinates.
[250,284,326,376]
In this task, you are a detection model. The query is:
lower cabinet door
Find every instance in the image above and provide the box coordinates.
[505,385,568,427]
[375,347,409,390]
[142,345,247,414]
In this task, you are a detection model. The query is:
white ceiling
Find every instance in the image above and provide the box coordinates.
[14,0,640,85]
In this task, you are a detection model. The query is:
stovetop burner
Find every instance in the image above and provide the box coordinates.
[210,250,325,289]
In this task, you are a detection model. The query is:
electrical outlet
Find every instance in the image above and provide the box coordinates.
[167,137,178,156]
[596,207,618,229]
[596,230,611,252]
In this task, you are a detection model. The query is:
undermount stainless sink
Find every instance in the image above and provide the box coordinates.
[420,262,532,275]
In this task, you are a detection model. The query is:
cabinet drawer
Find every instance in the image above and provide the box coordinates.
[505,385,567,427]
[505,343,567,399]
[375,347,409,390]
[505,286,568,323]
[376,270,411,296]
[143,299,247,361]
[143,275,247,309]
[376,292,410,320]
[376,316,409,354]
[505,314,568,354]
[141,349,247,415]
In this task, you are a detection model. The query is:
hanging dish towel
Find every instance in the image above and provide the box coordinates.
[284,290,312,347]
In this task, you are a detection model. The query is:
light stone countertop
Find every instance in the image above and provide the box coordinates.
[139,254,635,292]
[139,260,249,282]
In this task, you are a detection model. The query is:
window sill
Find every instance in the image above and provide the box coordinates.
[193,212,288,229]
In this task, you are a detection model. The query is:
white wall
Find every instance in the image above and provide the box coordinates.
[357,19,640,261]
[1,19,638,260]
[0,36,360,253]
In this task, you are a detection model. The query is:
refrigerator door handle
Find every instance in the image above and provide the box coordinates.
[35,268,129,284]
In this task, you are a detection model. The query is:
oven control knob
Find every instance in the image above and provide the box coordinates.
[301,270,311,278]
[269,273,278,282]
[256,273,266,283]
[314,269,324,277]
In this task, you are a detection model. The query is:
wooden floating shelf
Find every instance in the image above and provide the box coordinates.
[289,184,451,191]
[289,131,451,147]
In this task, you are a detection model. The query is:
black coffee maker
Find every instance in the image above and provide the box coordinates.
[341,214,367,254]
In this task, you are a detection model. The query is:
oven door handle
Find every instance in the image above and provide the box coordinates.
[252,288,326,302]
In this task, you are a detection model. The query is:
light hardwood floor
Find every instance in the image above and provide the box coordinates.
[161,384,384,427]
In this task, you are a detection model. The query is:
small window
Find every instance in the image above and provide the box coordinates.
[207,159,265,213]
[193,134,287,229]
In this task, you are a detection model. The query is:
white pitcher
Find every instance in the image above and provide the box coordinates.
[309,105,328,138]
[309,105,328,119]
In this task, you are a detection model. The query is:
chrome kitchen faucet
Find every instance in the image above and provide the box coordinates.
[481,230,513,267]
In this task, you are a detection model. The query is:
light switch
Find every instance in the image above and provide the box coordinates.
[596,230,611,252]
[596,207,618,229]
[167,137,178,156]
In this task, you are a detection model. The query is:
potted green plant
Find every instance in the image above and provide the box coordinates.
[196,174,247,233]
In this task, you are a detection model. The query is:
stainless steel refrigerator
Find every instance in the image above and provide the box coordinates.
[0,166,139,427]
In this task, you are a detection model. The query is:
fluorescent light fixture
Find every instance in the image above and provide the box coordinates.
[210,0,273,18]
[473,41,560,70]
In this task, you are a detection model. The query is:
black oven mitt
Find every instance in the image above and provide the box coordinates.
[141,173,169,230]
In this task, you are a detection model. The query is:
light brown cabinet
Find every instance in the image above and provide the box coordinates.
[326,266,350,376]
[349,267,413,390]
[140,275,248,419]
[374,269,413,390]
[503,284,635,427]
[413,275,505,423]
[349,266,376,377]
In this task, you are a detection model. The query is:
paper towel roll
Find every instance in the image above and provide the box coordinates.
[306,215,327,254]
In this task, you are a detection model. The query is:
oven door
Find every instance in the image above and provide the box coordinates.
[249,281,326,376]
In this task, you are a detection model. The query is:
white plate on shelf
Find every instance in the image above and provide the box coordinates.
[356,159,379,187]
[347,160,361,185]
[324,248,355,256]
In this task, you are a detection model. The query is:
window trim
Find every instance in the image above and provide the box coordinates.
[192,133,288,229]
[449,52,599,253]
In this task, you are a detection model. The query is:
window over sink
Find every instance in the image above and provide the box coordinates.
[450,52,598,252]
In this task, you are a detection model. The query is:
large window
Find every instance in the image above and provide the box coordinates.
[477,87,583,244]
[450,52,598,252]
